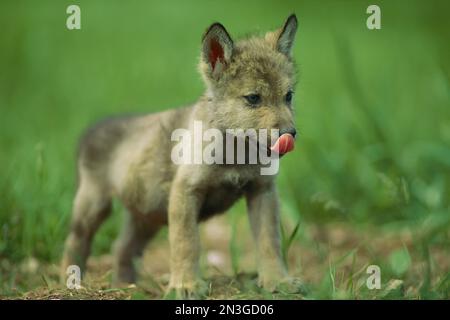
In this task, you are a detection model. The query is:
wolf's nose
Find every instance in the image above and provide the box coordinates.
[280,128,297,138]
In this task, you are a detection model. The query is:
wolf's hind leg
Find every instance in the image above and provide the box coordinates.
[112,213,159,285]
[61,171,112,282]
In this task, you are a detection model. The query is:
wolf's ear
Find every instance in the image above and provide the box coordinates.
[202,23,233,80]
[276,14,298,57]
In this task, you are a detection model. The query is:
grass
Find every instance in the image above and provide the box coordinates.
[0,0,449,299]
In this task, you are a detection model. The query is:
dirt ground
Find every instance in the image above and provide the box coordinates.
[2,216,449,299]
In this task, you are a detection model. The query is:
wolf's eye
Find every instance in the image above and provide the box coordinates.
[244,94,261,106]
[285,91,293,104]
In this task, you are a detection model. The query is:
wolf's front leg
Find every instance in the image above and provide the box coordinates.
[167,176,207,299]
[246,181,303,293]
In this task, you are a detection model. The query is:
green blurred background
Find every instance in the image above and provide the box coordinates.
[0,0,449,298]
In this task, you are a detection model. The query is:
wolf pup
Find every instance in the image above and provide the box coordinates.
[61,14,301,298]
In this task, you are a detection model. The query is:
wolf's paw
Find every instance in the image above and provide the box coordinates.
[165,279,209,299]
[259,275,307,295]
[274,277,308,295]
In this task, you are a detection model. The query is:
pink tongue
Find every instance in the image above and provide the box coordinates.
[270,133,295,155]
